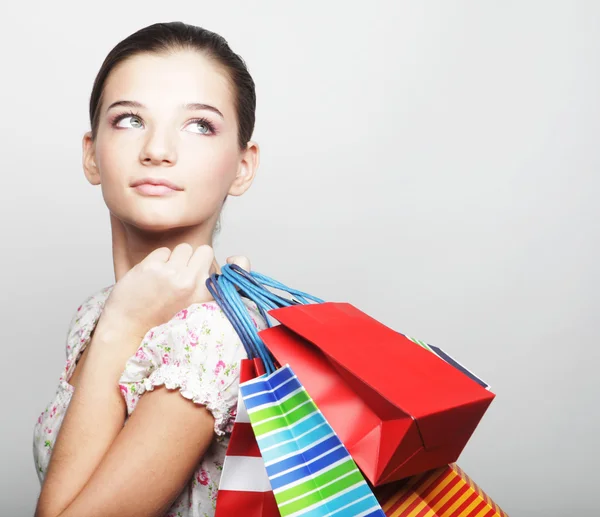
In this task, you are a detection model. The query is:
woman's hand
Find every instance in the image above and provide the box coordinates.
[98,244,248,343]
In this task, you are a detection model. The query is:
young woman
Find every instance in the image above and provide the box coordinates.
[32,21,267,517]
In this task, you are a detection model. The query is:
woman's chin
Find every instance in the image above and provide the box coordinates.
[116,210,189,234]
[109,200,213,235]
[131,219,189,233]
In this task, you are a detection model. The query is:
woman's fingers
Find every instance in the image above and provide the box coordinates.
[167,243,194,267]
[143,247,172,263]
[226,255,251,272]
[146,244,250,292]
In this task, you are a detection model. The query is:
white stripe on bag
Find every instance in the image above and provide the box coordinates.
[235,392,251,424]
[218,456,273,492]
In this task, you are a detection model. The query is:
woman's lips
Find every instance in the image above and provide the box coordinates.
[133,184,180,196]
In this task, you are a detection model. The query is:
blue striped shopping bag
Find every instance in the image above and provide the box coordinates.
[240,365,386,517]
[207,272,386,517]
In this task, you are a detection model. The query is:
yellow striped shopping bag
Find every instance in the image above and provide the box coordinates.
[373,464,508,517]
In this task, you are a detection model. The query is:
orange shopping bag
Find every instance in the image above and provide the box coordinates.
[373,464,508,517]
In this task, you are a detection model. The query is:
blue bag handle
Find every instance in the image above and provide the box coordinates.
[206,274,277,374]
[206,265,325,375]
[219,264,324,324]
[224,263,324,308]
[205,275,259,358]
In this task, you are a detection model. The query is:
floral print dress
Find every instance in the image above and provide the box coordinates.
[33,284,266,517]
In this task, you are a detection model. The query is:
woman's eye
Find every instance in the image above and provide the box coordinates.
[186,121,212,135]
[116,116,143,129]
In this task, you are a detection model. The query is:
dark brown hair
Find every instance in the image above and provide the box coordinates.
[88,22,256,149]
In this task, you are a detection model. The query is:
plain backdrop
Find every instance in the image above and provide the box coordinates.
[1,1,598,515]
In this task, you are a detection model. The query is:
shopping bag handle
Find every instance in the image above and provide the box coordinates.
[222,263,324,310]
[206,264,324,376]
[206,272,277,374]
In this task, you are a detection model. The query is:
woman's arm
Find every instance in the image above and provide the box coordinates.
[35,381,215,517]
[35,323,133,516]
[35,250,249,515]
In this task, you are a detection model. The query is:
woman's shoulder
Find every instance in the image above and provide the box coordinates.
[170,297,268,335]
[129,298,267,364]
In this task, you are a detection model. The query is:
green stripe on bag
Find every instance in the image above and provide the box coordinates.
[251,390,311,422]
[252,400,318,436]
[276,458,357,503]
[278,469,365,516]
[407,336,433,352]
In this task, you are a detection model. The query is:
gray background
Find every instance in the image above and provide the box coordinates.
[1,1,598,515]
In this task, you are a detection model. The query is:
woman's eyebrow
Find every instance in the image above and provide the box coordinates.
[105,100,224,119]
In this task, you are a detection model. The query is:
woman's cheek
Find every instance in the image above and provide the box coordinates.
[192,147,239,183]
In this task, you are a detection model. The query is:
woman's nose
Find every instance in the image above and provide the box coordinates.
[139,130,177,165]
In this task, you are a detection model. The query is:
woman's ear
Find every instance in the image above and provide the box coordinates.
[82,131,101,185]
[228,141,260,197]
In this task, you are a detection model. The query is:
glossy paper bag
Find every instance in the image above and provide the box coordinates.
[260,302,495,485]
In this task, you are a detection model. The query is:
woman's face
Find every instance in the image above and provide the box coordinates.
[83,49,257,233]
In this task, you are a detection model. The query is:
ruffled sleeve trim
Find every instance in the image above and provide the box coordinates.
[123,363,234,436]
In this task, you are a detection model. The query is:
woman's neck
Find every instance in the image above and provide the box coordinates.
[109,212,219,282]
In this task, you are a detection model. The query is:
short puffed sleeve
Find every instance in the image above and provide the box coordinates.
[118,299,267,435]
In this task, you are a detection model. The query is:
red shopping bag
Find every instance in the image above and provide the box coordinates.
[215,358,279,517]
[260,302,495,486]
